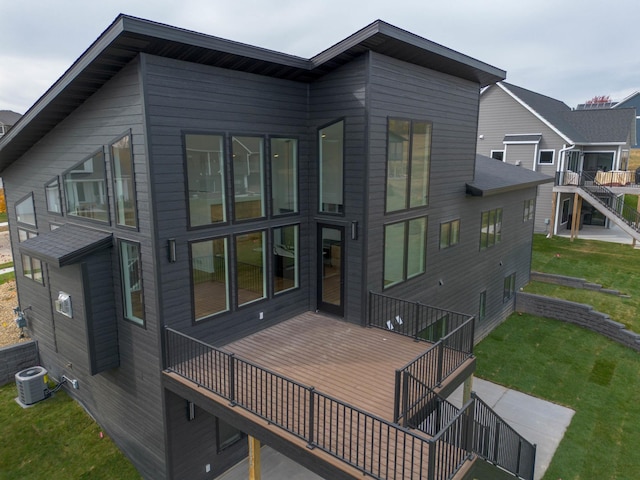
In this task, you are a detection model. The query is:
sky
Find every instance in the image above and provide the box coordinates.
[1,0,639,115]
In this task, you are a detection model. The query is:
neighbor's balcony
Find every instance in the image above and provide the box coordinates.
[163,293,477,479]
[557,169,640,188]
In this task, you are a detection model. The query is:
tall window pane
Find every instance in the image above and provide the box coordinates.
[112,134,137,227]
[236,231,266,306]
[64,151,108,222]
[384,222,405,287]
[273,225,299,294]
[120,241,144,325]
[319,121,344,214]
[409,121,431,208]
[192,238,229,320]
[407,217,426,278]
[271,138,298,215]
[45,178,62,214]
[233,136,264,220]
[386,119,409,212]
[15,194,36,226]
[186,134,226,226]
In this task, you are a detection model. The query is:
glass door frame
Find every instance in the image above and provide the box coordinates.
[317,223,344,317]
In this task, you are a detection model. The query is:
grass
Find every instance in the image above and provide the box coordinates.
[0,212,6,223]
[475,313,640,480]
[525,234,640,332]
[0,382,141,480]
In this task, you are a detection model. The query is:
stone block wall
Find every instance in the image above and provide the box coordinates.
[0,340,39,386]
[516,293,640,351]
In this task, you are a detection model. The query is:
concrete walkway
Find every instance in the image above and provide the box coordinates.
[215,379,574,480]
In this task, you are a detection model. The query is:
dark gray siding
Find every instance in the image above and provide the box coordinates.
[308,54,368,324]
[2,58,166,479]
[142,54,311,346]
[165,390,247,479]
[82,250,119,373]
[364,53,534,339]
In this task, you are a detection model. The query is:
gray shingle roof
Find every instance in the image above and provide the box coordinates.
[466,154,553,197]
[19,223,112,267]
[0,110,21,125]
[501,82,636,145]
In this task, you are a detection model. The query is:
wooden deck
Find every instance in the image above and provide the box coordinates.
[222,311,470,421]
[164,311,476,479]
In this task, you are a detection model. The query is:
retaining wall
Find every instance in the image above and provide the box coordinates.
[530,271,625,296]
[0,340,39,386]
[516,293,640,351]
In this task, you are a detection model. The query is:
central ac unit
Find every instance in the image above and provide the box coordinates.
[15,366,48,405]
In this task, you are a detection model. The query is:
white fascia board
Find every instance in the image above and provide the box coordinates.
[497,82,574,144]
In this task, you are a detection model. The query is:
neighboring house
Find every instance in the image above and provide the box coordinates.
[0,16,550,480]
[477,82,637,237]
[613,91,640,149]
[0,110,21,138]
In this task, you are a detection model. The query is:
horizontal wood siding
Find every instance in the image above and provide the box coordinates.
[83,250,119,373]
[142,54,311,347]
[365,53,534,338]
[1,58,166,479]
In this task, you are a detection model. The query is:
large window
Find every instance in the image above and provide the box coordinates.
[233,136,265,221]
[503,272,516,302]
[111,133,137,228]
[22,254,43,284]
[479,290,487,321]
[236,231,266,306]
[383,217,427,288]
[15,193,36,226]
[45,178,62,214]
[561,198,571,224]
[319,120,344,214]
[271,138,298,215]
[273,225,298,294]
[120,241,144,325]
[480,208,502,250]
[386,118,432,212]
[63,150,108,222]
[191,238,229,320]
[523,199,535,222]
[186,134,226,227]
[439,219,460,249]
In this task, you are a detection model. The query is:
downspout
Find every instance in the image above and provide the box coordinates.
[552,144,576,236]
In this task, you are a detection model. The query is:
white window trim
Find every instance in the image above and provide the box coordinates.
[538,149,555,165]
[490,150,505,161]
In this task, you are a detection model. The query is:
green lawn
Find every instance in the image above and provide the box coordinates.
[476,313,640,480]
[526,234,640,332]
[0,383,141,479]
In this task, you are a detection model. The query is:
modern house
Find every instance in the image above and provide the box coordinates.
[0,15,551,480]
[477,82,638,241]
[0,110,22,138]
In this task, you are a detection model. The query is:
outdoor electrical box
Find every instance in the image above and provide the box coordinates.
[55,292,72,318]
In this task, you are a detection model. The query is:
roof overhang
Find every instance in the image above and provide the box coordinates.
[0,15,505,170]
[18,224,112,268]
[467,154,554,197]
[503,134,542,144]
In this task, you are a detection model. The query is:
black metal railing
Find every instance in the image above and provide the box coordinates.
[369,292,473,342]
[411,387,536,480]
[470,393,536,480]
[165,328,475,480]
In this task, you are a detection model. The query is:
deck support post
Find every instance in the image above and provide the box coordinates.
[462,375,473,404]
[570,192,581,241]
[248,435,261,480]
[548,191,558,238]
